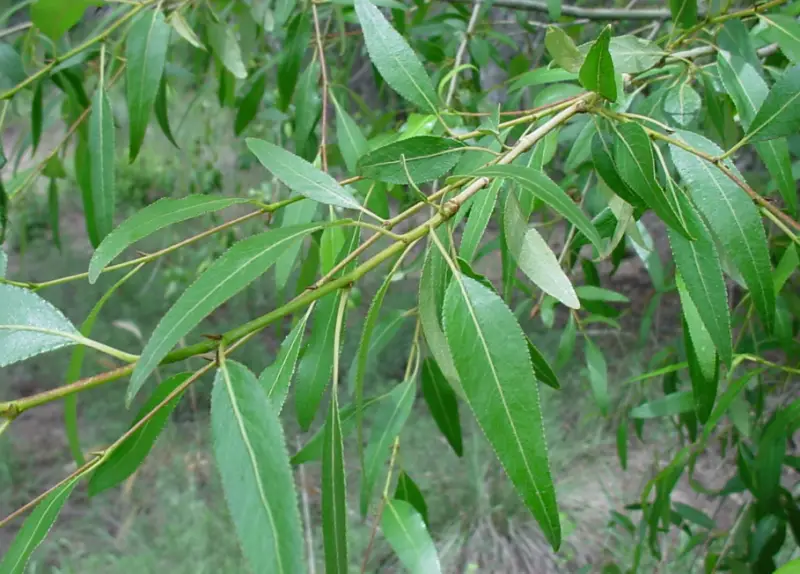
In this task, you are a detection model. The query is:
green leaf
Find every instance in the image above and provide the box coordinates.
[545,27,583,73]
[613,122,694,239]
[381,499,442,574]
[774,558,800,574]
[504,193,579,309]
[278,13,311,111]
[443,273,561,549]
[246,138,363,211]
[555,312,577,370]
[585,338,609,416]
[663,82,701,127]
[295,292,340,430]
[630,391,694,419]
[475,165,604,253]
[31,0,98,41]
[75,136,100,247]
[592,132,646,211]
[527,339,560,390]
[673,503,714,529]
[294,62,321,156]
[154,74,179,147]
[394,472,429,526]
[260,313,309,414]
[275,199,318,290]
[421,357,463,456]
[0,285,79,367]
[130,224,320,400]
[320,225,346,275]
[169,11,205,50]
[322,391,348,574]
[354,0,438,112]
[88,83,115,242]
[604,35,664,74]
[0,44,25,89]
[774,245,798,294]
[207,22,248,79]
[89,195,251,283]
[546,0,561,20]
[575,285,629,303]
[126,9,171,162]
[235,73,267,136]
[579,26,616,102]
[669,130,775,332]
[669,0,697,28]
[89,372,188,495]
[746,65,800,142]
[330,91,369,174]
[359,136,466,184]
[0,475,81,573]
[48,179,60,250]
[361,380,415,516]
[31,81,43,155]
[0,249,6,277]
[668,218,732,365]
[211,360,305,574]
[759,14,800,63]
[507,68,577,93]
[459,178,499,262]
[617,418,628,470]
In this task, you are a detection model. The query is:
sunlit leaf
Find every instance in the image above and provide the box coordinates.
[443,272,561,549]
[381,499,442,574]
[354,0,438,112]
[169,11,205,50]
[207,22,248,79]
[211,360,305,574]
[545,27,583,73]
[31,0,98,40]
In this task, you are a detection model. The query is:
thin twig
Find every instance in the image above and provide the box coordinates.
[446,2,482,106]
[312,3,329,172]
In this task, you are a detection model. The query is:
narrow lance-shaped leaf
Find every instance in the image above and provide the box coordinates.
[75,136,100,247]
[527,339,560,390]
[330,91,368,174]
[585,338,609,416]
[89,80,116,241]
[579,26,616,102]
[746,64,800,142]
[460,178,499,262]
[260,312,309,414]
[31,81,43,154]
[294,62,321,157]
[421,357,463,457]
[443,272,561,549]
[246,138,363,211]
[361,380,415,516]
[354,0,438,112]
[358,136,466,184]
[504,192,579,310]
[667,217,732,365]
[630,391,694,419]
[679,284,719,424]
[126,9,171,162]
[130,224,321,401]
[669,130,775,332]
[169,11,205,50]
[207,22,247,79]
[0,284,79,367]
[475,165,604,253]
[394,472,429,525]
[617,418,628,470]
[48,178,60,250]
[0,475,81,574]
[89,195,252,283]
[592,131,647,211]
[89,372,189,495]
[155,74,179,147]
[30,0,95,40]
[278,12,311,111]
[381,499,442,574]
[275,199,318,290]
[211,360,306,574]
[295,292,340,430]
[669,0,697,28]
[322,390,348,573]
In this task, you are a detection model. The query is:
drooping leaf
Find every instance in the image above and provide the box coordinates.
[617,418,628,470]
[75,136,100,247]
[669,130,775,332]
[247,138,362,211]
[381,499,442,574]
[718,20,760,72]
[295,292,340,430]
[211,360,305,574]
[259,313,309,414]
[169,11,205,50]
[130,224,321,400]
[89,195,251,283]
[680,294,719,424]
[294,61,321,156]
[592,132,646,211]
[579,26,616,102]
[361,380,415,516]
[31,81,43,154]
[443,273,561,549]
[207,22,247,79]
[662,82,701,127]
[545,27,583,73]
[585,338,609,416]
[154,74,179,147]
[0,284,79,367]
[48,178,60,250]
[89,373,188,495]
[667,218,732,365]
[354,0,438,112]
[459,178,500,262]
[630,391,694,419]
[394,472,429,526]
[0,475,81,574]
[278,12,311,111]
[88,82,115,242]
[31,0,98,41]
[613,122,694,239]
[275,199,318,290]
[476,165,604,253]
[322,390,348,574]
[421,357,462,456]
[746,65,800,142]
[234,73,267,136]
[504,193,579,309]
[126,9,171,162]
[359,136,466,184]
[330,91,369,174]
[669,0,697,28]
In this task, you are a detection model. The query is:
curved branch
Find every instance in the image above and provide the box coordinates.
[448,0,673,20]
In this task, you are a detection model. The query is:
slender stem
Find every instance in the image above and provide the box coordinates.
[312,4,329,171]
[446,2,482,106]
[0,20,29,39]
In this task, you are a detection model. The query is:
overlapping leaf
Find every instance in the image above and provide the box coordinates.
[359,136,466,184]
[381,499,442,574]
[260,313,309,414]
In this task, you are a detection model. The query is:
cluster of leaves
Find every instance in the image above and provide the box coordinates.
[0,0,799,572]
